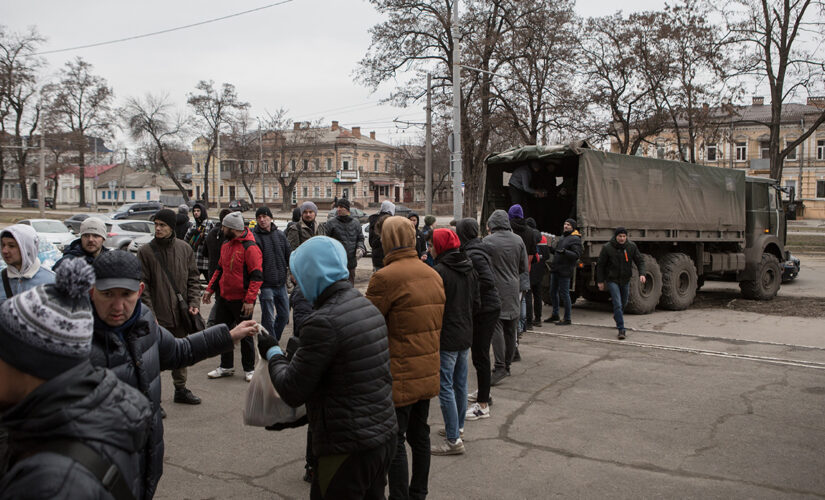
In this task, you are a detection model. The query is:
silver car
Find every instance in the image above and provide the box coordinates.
[104,220,155,250]
[17,219,76,252]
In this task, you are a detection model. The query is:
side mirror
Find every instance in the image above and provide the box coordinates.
[128,209,135,213]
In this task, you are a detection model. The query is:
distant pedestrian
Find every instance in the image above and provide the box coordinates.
[321,198,366,284]
[366,215,445,500]
[548,218,582,326]
[367,200,396,271]
[430,228,479,456]
[509,204,539,337]
[286,207,301,233]
[0,224,55,304]
[526,218,550,326]
[286,201,322,250]
[597,227,645,340]
[52,217,109,271]
[203,208,232,326]
[175,204,191,240]
[184,202,214,280]
[252,206,291,341]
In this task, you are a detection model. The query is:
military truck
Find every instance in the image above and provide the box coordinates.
[482,142,790,313]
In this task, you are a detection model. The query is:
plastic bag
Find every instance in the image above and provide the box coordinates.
[243,341,306,427]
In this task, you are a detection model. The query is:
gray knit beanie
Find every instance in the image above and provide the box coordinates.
[223,211,245,231]
[300,201,318,214]
[0,259,96,380]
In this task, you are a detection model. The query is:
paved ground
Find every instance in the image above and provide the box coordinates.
[153,255,825,499]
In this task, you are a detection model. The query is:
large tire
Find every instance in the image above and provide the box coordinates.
[739,253,781,300]
[659,252,698,310]
[626,254,662,314]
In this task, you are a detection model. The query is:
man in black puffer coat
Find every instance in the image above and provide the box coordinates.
[456,218,501,421]
[89,250,259,499]
[320,198,366,284]
[597,227,645,340]
[260,236,397,499]
[548,218,583,326]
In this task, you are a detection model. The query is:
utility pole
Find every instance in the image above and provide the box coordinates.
[450,0,463,221]
[39,134,45,217]
[259,119,265,205]
[425,73,433,216]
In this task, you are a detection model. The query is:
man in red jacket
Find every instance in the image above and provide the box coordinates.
[203,211,263,382]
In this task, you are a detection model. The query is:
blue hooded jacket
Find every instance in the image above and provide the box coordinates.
[289,236,349,303]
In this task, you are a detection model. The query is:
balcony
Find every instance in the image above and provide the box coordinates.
[334,169,360,183]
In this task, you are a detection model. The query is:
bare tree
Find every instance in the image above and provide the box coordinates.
[224,111,260,205]
[398,122,453,203]
[187,81,248,205]
[123,94,191,201]
[725,0,825,180]
[0,26,45,207]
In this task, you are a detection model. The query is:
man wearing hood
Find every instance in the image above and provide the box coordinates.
[597,227,645,340]
[0,224,55,304]
[430,228,479,456]
[482,209,528,386]
[367,200,396,271]
[547,218,583,326]
[175,204,191,240]
[138,208,204,405]
[259,236,397,499]
[366,216,445,500]
[321,198,366,284]
[508,204,539,336]
[456,218,501,421]
[286,206,302,233]
[53,217,109,271]
[408,212,428,260]
[286,201,322,250]
[0,259,152,499]
[184,202,214,280]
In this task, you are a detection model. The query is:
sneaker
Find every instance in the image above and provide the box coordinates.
[431,438,465,456]
[556,319,572,326]
[207,367,234,379]
[490,368,510,386]
[173,388,202,405]
[244,371,255,382]
[465,402,490,421]
[544,314,560,323]
[437,427,464,438]
[618,329,626,340]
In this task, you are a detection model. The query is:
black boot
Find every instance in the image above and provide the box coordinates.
[545,314,560,323]
[617,329,626,340]
[174,387,202,405]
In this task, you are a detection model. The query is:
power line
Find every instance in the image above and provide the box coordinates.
[29,0,297,56]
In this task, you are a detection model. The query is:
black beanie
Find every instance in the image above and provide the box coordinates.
[256,206,273,218]
[337,198,351,211]
[615,227,628,236]
[152,209,177,229]
[565,218,577,229]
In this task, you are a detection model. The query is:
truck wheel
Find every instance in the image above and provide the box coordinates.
[659,253,698,310]
[739,253,781,300]
[626,254,662,314]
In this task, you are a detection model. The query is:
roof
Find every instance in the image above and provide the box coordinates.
[485,140,592,166]
[200,123,398,152]
[96,170,181,190]
[58,164,120,178]
[673,102,824,128]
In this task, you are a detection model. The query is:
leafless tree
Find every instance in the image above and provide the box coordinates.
[724,0,825,180]
[224,111,261,205]
[187,81,248,204]
[398,121,453,204]
[123,94,191,201]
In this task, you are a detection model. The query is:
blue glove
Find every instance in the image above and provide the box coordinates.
[257,334,282,360]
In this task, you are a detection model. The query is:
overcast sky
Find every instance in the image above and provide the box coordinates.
[2,0,666,149]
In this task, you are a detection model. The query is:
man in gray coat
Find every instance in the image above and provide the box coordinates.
[482,209,528,386]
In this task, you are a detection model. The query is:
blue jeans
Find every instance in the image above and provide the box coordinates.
[550,273,572,321]
[259,285,289,341]
[519,293,527,332]
[438,349,469,442]
[606,281,630,331]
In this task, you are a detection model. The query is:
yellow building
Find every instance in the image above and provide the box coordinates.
[191,121,403,211]
[612,97,825,219]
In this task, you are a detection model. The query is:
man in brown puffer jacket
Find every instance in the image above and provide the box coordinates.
[366,215,445,500]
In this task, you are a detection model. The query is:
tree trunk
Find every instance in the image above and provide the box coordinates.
[78,149,86,206]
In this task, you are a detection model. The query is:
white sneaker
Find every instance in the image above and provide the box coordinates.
[437,427,464,438]
[244,371,254,382]
[465,402,490,421]
[207,367,234,379]
[467,390,478,402]
[431,437,465,455]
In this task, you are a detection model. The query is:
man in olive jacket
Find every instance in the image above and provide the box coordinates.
[138,208,204,404]
[597,227,645,340]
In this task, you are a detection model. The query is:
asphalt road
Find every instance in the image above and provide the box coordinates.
[154,256,825,499]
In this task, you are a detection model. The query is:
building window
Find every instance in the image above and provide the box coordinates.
[385,160,390,173]
[817,139,825,160]
[817,180,825,198]
[262,160,268,173]
[326,158,332,171]
[302,186,308,197]
[290,160,296,172]
[326,187,332,198]
[342,159,350,170]
[303,159,309,171]
[735,142,747,161]
[314,186,320,197]
[146,191,151,200]
[374,159,379,172]
[273,186,279,199]
[220,186,224,197]
[131,191,135,200]
[786,139,797,160]
[196,162,201,173]
[706,144,717,162]
[784,180,796,200]
[314,159,320,171]
[760,141,770,159]
[273,160,279,171]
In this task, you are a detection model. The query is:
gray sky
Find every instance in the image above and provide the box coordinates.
[3,0,666,149]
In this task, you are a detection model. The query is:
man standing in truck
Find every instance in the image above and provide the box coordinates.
[597,227,646,340]
[508,161,547,208]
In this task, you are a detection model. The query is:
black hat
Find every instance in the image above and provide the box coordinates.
[152,208,177,230]
[565,218,577,229]
[93,250,142,291]
[336,198,351,210]
[614,227,628,236]
[256,206,273,218]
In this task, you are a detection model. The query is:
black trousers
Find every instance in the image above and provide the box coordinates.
[471,308,500,404]
[524,283,543,323]
[215,297,255,372]
[388,399,431,500]
[310,436,396,500]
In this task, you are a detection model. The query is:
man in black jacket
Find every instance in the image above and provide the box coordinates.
[259,236,397,499]
[430,228,479,456]
[253,207,291,341]
[321,198,365,284]
[597,227,646,340]
[175,204,191,240]
[548,218,583,326]
[368,200,395,270]
[89,250,258,499]
[53,217,109,271]
[456,218,501,421]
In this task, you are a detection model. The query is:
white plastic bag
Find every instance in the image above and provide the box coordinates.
[243,340,306,427]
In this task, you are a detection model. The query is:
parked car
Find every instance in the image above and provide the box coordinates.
[229,199,251,212]
[104,220,155,250]
[782,252,801,282]
[326,206,370,224]
[17,219,76,252]
[28,197,55,209]
[127,233,154,254]
[63,213,92,233]
[0,239,61,272]
[362,222,371,256]
[108,201,164,220]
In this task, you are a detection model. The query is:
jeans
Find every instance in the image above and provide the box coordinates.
[606,281,630,330]
[310,437,396,500]
[438,349,469,441]
[550,272,572,321]
[259,285,289,341]
[215,297,255,372]
[471,309,499,404]
[525,283,542,323]
[492,318,518,371]
[519,293,527,332]
[389,399,431,500]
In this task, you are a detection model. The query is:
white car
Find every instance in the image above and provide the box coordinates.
[127,233,154,254]
[18,219,76,252]
[362,222,371,256]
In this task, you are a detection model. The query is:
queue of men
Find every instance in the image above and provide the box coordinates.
[0,196,640,499]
